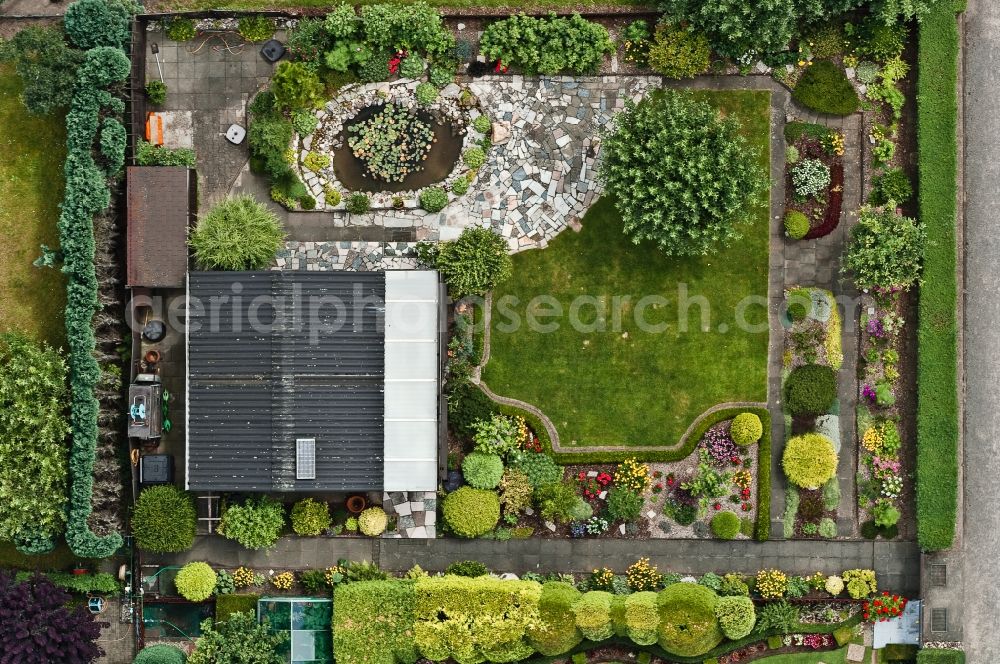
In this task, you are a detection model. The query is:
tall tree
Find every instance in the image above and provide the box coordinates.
[0,26,84,115]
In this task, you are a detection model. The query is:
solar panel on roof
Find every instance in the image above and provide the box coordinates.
[296,438,316,480]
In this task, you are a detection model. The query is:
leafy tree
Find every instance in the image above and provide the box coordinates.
[190,195,286,270]
[844,205,925,291]
[188,611,287,664]
[0,333,70,548]
[132,485,197,552]
[63,0,131,50]
[658,0,797,59]
[0,571,104,663]
[0,26,85,115]
[600,90,766,256]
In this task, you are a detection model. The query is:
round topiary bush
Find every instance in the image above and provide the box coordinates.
[784,210,810,239]
[461,452,504,489]
[711,511,740,540]
[290,498,331,536]
[782,433,838,489]
[655,582,724,657]
[190,195,286,270]
[527,581,583,656]
[462,147,486,169]
[358,507,388,536]
[134,644,187,664]
[175,562,216,602]
[601,89,767,257]
[784,364,837,416]
[625,591,660,645]
[442,486,500,537]
[450,177,470,196]
[574,590,615,641]
[420,186,449,212]
[730,413,762,446]
[792,60,860,116]
[415,82,438,105]
[132,485,197,553]
[714,595,756,640]
[473,114,491,134]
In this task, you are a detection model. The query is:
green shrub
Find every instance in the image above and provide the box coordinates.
[346,192,371,214]
[359,54,391,82]
[480,13,614,75]
[134,139,196,168]
[853,16,907,62]
[607,488,644,523]
[623,591,659,645]
[871,167,913,206]
[463,146,486,169]
[714,595,755,640]
[843,569,877,599]
[462,452,504,489]
[791,158,831,198]
[844,205,925,291]
[190,195,285,270]
[132,485,197,553]
[784,364,837,416]
[415,81,438,106]
[414,575,540,662]
[290,498,331,536]
[0,25,85,116]
[188,610,286,663]
[784,211,810,240]
[574,590,614,641]
[655,583,723,657]
[429,63,454,87]
[528,582,582,655]
[730,413,762,446]
[792,60,859,116]
[786,145,800,164]
[442,486,500,537]
[359,507,388,536]
[473,114,491,134]
[272,61,323,111]
[756,600,798,633]
[536,481,584,524]
[175,562,216,602]
[510,450,562,489]
[218,496,285,550]
[819,517,837,538]
[238,16,274,43]
[658,0,795,59]
[915,1,959,552]
[64,0,130,50]
[134,644,188,664]
[433,226,512,297]
[360,2,454,56]
[145,80,167,105]
[165,17,197,42]
[647,23,709,79]
[444,560,489,577]
[450,177,470,196]
[215,593,260,623]
[711,511,740,540]
[601,89,766,257]
[419,186,449,212]
[335,581,417,664]
[832,625,854,646]
[916,650,965,664]
[783,433,838,489]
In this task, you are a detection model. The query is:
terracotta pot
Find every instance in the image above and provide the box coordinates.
[346,495,367,514]
[144,350,161,364]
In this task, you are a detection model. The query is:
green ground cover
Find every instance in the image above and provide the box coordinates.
[0,65,67,347]
[155,0,648,9]
[755,647,852,664]
[483,90,770,448]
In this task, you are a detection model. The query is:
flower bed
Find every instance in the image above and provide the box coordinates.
[783,121,844,240]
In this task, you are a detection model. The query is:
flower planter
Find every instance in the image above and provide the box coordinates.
[346,495,367,514]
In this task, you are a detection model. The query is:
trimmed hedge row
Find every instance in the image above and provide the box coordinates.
[917,649,965,663]
[14,570,118,594]
[493,400,772,540]
[915,0,960,551]
[59,3,132,558]
[215,593,260,622]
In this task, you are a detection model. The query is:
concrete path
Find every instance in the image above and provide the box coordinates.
[145,536,921,597]
[960,0,999,658]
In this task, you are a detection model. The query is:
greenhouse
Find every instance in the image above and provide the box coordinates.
[258,597,333,664]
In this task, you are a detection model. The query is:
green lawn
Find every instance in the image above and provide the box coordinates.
[483,90,771,448]
[0,65,67,347]
[756,647,851,663]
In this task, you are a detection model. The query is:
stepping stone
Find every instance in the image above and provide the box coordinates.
[394,502,411,517]
[847,644,866,662]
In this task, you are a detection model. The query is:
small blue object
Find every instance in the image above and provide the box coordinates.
[88,597,105,613]
[130,403,146,420]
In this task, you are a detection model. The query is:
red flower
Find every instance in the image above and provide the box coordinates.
[713,502,722,510]
[578,471,586,480]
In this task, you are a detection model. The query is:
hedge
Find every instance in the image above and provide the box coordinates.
[915,0,960,551]
[333,580,419,664]
[916,649,965,663]
[216,593,260,622]
[59,39,130,558]
[14,571,118,594]
[528,582,583,656]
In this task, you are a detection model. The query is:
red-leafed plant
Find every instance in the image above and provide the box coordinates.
[804,162,844,239]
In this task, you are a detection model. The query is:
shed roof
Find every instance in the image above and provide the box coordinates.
[186,271,386,492]
[126,166,191,288]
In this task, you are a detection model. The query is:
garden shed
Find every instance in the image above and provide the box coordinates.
[126,166,194,288]
[184,270,445,493]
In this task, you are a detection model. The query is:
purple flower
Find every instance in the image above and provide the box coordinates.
[701,423,739,466]
[862,384,877,403]
[867,318,886,338]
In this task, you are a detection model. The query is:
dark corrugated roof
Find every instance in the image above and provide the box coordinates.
[126,166,192,288]
[187,271,385,492]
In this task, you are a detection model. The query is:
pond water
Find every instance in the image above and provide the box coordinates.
[332,103,464,193]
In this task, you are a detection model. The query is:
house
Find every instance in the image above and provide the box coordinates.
[184,269,446,494]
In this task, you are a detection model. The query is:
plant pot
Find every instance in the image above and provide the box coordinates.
[144,349,161,364]
[72,567,88,576]
[346,495,367,514]
[443,470,463,493]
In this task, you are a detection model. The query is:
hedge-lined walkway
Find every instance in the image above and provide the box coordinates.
[145,536,920,597]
